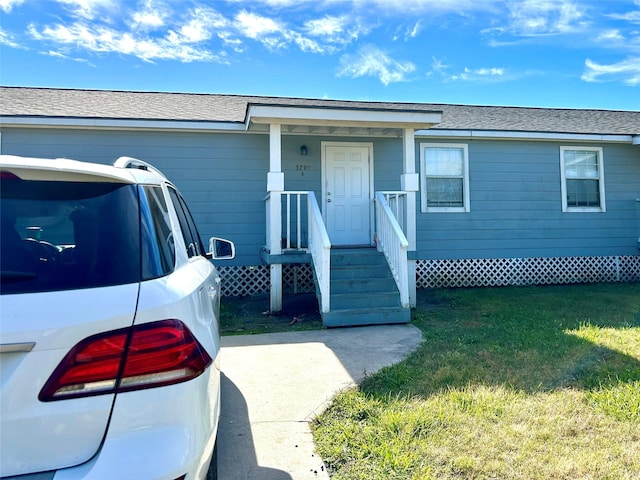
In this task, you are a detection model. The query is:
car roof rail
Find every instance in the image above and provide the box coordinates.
[114,156,167,179]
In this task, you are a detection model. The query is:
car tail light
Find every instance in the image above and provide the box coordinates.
[39,320,212,402]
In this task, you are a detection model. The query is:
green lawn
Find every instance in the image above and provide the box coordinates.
[311,283,640,480]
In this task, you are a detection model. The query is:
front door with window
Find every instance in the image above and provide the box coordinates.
[323,143,373,246]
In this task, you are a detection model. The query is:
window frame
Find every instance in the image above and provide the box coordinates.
[560,146,606,213]
[420,142,470,213]
[140,185,175,280]
[167,186,205,259]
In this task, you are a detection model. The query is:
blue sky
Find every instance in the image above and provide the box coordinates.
[1,0,639,110]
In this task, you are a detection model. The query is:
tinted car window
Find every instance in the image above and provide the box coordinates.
[140,185,175,279]
[167,188,204,259]
[0,179,140,294]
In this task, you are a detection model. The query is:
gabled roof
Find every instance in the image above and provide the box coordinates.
[1,86,639,137]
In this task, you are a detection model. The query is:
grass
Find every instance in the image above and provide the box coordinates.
[310,283,640,479]
[220,292,322,335]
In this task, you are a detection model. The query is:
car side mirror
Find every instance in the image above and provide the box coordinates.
[207,237,235,260]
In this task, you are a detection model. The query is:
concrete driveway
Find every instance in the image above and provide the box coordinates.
[217,324,423,479]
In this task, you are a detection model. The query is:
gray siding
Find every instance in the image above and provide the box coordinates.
[416,140,640,259]
[2,128,638,264]
[280,136,404,195]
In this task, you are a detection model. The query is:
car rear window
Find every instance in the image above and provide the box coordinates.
[0,178,141,294]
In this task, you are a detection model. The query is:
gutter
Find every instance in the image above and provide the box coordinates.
[417,129,635,144]
[0,116,246,132]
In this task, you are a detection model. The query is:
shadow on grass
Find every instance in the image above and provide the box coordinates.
[220,292,323,336]
[360,283,640,399]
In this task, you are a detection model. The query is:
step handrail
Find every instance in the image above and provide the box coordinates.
[307,192,331,313]
[375,192,409,308]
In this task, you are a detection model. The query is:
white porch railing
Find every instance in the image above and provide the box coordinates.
[381,191,407,233]
[282,191,308,250]
[308,192,331,313]
[375,191,409,308]
[264,191,330,312]
[265,191,310,251]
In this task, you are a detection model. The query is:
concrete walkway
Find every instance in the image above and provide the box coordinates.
[217,324,423,480]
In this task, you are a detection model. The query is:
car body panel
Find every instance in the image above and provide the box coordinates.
[0,155,142,183]
[0,285,138,477]
[52,369,220,480]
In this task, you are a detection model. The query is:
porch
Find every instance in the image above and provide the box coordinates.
[262,191,412,326]
[244,103,443,326]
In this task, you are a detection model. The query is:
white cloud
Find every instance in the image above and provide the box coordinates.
[0,0,24,13]
[595,29,624,43]
[426,56,449,77]
[175,8,228,43]
[352,0,499,14]
[227,0,500,13]
[234,10,283,40]
[406,20,421,38]
[337,44,415,85]
[28,21,222,63]
[226,0,305,6]
[293,35,328,54]
[304,15,368,46]
[0,27,21,47]
[506,0,589,36]
[305,15,347,37]
[57,0,117,20]
[45,49,96,66]
[130,1,169,30]
[607,0,640,25]
[448,66,506,81]
[582,57,640,86]
[230,10,359,53]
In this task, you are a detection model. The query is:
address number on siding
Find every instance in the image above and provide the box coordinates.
[296,165,311,176]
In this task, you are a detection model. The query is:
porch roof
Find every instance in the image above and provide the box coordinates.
[1,86,639,138]
[245,104,442,135]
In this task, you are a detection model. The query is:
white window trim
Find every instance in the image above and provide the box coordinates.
[420,143,470,213]
[560,146,606,213]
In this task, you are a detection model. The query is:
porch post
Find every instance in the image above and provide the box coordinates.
[268,124,284,312]
[401,128,418,307]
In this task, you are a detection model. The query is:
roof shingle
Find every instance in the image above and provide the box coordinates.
[1,86,638,136]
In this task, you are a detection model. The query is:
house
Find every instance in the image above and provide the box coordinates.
[1,86,639,326]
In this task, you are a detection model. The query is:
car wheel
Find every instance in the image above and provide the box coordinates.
[206,439,218,480]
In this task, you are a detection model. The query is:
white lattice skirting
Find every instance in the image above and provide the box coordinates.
[416,255,640,288]
[217,255,640,297]
[218,264,315,297]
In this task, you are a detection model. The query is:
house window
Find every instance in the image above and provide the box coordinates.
[560,147,606,212]
[420,143,470,213]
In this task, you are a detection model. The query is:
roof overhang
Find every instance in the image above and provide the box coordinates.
[0,116,246,132]
[418,128,638,144]
[246,105,442,136]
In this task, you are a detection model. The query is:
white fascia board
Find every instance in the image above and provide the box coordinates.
[416,129,633,144]
[633,135,640,145]
[0,116,246,132]
[246,105,442,129]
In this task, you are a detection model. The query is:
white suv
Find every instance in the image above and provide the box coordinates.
[0,155,234,480]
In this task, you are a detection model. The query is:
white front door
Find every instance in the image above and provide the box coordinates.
[323,143,373,246]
